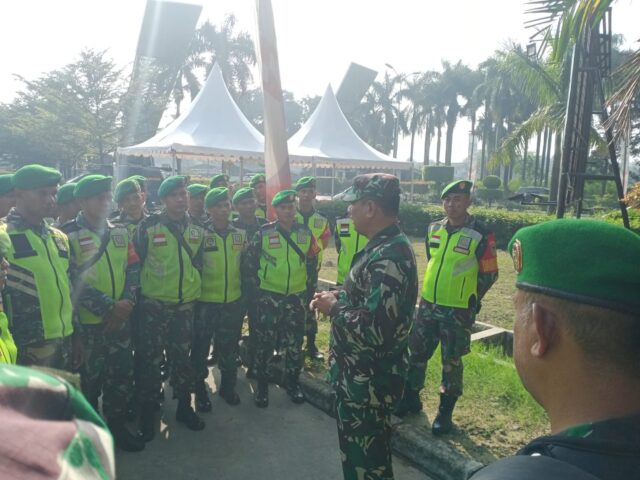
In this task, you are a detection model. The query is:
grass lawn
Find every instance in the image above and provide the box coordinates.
[312,236,548,463]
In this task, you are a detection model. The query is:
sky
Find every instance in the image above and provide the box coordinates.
[1,0,639,163]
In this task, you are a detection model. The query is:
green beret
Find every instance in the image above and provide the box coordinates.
[187,184,209,198]
[342,173,401,202]
[209,174,229,189]
[295,176,316,191]
[205,187,230,208]
[114,179,141,203]
[250,173,266,188]
[12,164,62,190]
[509,219,640,315]
[158,175,188,198]
[0,174,14,196]
[441,180,472,199]
[232,187,255,205]
[73,175,113,199]
[56,183,77,205]
[128,175,146,190]
[272,189,296,207]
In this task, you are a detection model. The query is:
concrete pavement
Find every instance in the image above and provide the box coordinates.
[117,368,432,480]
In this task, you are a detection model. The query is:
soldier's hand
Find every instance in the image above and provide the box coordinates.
[310,291,337,316]
[111,299,134,321]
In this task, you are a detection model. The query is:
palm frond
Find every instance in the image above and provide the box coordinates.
[605,47,640,139]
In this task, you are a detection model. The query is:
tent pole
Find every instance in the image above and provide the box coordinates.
[240,157,245,187]
[171,150,177,175]
[410,161,415,201]
[312,157,316,177]
[331,163,336,197]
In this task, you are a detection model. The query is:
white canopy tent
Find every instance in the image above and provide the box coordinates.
[117,63,264,166]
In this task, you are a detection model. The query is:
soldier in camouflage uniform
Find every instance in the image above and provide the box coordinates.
[294,176,332,360]
[1,165,79,370]
[395,180,499,435]
[250,173,268,219]
[187,183,209,226]
[312,173,418,480]
[134,176,206,440]
[245,189,319,407]
[231,187,267,378]
[53,182,80,228]
[62,175,144,452]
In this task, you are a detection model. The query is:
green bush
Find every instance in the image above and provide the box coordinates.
[508,179,521,193]
[483,175,502,189]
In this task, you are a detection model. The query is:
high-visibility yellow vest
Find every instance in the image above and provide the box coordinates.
[201,225,246,303]
[335,216,368,285]
[65,222,131,325]
[1,224,74,344]
[258,223,312,295]
[296,209,329,271]
[0,311,17,364]
[421,221,481,308]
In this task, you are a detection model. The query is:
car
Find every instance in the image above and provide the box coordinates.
[509,186,550,203]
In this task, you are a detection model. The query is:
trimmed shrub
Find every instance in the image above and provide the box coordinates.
[482,175,502,189]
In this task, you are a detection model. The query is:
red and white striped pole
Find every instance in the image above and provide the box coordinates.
[255,0,292,220]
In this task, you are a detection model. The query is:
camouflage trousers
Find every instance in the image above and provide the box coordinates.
[16,336,72,371]
[254,291,305,380]
[80,323,135,420]
[137,297,195,403]
[191,300,244,382]
[406,299,475,397]
[336,399,394,480]
[243,300,259,368]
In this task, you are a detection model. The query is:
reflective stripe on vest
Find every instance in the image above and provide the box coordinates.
[140,222,202,303]
[68,226,130,325]
[421,224,481,308]
[3,226,73,341]
[258,225,311,295]
[201,228,245,303]
[336,217,368,285]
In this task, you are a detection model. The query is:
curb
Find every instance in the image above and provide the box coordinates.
[297,370,484,480]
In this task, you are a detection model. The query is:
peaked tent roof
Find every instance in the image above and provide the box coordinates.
[117,63,264,161]
[288,85,410,170]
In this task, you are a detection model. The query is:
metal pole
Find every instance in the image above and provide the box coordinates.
[331,163,336,197]
[240,157,245,187]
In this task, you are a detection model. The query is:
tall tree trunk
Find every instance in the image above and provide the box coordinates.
[409,128,416,163]
[468,113,476,179]
[480,121,489,179]
[423,118,432,166]
[444,105,458,166]
[436,125,442,165]
[533,131,542,185]
[540,128,549,186]
[544,128,553,187]
[548,132,561,213]
[521,136,529,182]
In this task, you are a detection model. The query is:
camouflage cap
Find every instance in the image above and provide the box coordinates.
[509,219,640,315]
[441,180,473,199]
[158,175,188,198]
[250,173,266,187]
[295,176,316,191]
[232,186,255,205]
[187,183,209,198]
[12,164,62,190]
[0,174,14,196]
[209,174,229,189]
[73,175,113,199]
[205,187,230,208]
[56,182,77,205]
[114,179,141,203]
[272,189,297,207]
[341,173,401,203]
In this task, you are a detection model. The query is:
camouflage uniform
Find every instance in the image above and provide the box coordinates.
[62,213,139,419]
[328,223,418,480]
[406,216,498,397]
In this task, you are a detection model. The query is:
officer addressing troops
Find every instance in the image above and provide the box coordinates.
[54,182,80,228]
[231,186,267,379]
[187,183,210,226]
[250,173,268,219]
[246,189,319,408]
[470,219,640,480]
[134,175,205,440]
[1,165,78,370]
[396,180,499,436]
[294,176,332,360]
[61,174,144,453]
[311,173,418,480]
[0,174,16,219]
[334,210,368,286]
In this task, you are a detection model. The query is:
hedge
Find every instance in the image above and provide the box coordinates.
[316,200,639,250]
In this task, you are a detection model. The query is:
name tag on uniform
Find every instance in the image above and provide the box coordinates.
[153,234,167,247]
[189,228,201,243]
[268,234,281,248]
[111,235,126,248]
[79,236,95,252]
[204,236,217,251]
[453,236,471,254]
[232,233,243,251]
[339,222,350,237]
[297,231,307,244]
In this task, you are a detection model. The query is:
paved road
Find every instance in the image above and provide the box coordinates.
[117,368,432,480]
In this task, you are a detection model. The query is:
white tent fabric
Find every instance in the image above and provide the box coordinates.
[117,63,264,161]
[288,85,410,170]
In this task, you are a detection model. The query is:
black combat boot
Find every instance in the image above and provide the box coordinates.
[305,332,324,361]
[245,365,257,379]
[176,396,206,431]
[394,384,423,418]
[431,394,458,435]
[219,372,241,406]
[286,374,305,404]
[254,379,269,408]
[108,418,145,452]
[194,381,212,413]
[139,404,156,443]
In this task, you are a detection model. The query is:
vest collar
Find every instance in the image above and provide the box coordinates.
[76,211,113,233]
[6,208,49,236]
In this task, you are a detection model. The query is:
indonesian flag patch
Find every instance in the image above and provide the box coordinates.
[79,236,95,252]
[268,234,281,248]
[339,222,350,236]
[153,233,168,247]
[431,234,441,246]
